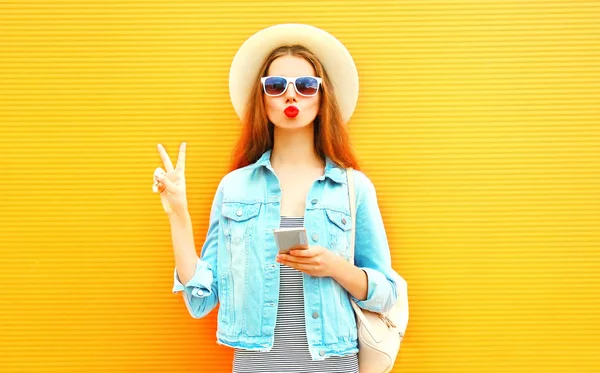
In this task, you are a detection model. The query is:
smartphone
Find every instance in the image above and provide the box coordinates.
[273,227,309,254]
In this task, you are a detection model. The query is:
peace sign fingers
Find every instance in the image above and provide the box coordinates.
[157,143,175,173]
[175,142,186,172]
[153,142,189,216]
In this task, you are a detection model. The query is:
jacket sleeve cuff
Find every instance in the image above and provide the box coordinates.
[172,258,214,298]
[350,267,396,313]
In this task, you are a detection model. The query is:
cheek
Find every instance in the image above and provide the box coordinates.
[264,97,279,116]
[306,98,320,114]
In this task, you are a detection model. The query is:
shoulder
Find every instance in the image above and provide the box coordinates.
[220,164,256,186]
[349,168,377,194]
[347,168,380,209]
[213,163,264,202]
[218,149,271,190]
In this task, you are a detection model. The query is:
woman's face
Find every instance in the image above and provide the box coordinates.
[263,55,321,130]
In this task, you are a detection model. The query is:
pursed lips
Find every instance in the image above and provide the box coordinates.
[284,105,299,118]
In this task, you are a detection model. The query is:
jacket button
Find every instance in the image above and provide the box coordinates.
[311,233,319,242]
[319,350,325,357]
[312,311,319,319]
[341,217,347,225]
[311,199,318,204]
[236,208,243,217]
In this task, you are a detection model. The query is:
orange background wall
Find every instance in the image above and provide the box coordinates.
[1,1,599,372]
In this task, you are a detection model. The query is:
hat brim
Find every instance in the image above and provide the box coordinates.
[229,23,359,124]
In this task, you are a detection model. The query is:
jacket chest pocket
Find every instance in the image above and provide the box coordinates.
[221,202,262,252]
[324,208,353,258]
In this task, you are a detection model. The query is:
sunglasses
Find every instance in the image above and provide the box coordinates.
[261,76,322,97]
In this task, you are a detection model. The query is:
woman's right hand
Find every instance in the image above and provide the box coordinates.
[153,142,188,217]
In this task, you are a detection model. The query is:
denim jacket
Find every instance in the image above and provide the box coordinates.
[172,149,400,361]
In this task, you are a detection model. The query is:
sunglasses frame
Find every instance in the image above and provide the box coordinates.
[260,76,323,97]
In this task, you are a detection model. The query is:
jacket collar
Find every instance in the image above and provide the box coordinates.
[251,149,346,184]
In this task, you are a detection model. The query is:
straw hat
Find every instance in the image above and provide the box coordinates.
[229,23,359,124]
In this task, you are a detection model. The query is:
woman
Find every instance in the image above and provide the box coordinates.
[153,24,402,373]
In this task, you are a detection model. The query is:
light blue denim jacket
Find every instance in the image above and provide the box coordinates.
[172,149,400,361]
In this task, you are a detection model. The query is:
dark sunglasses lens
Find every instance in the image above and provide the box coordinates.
[264,77,286,95]
[296,77,319,95]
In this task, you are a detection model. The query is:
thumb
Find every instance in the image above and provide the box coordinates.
[155,172,176,192]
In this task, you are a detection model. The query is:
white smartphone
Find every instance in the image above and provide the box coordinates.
[273,227,309,254]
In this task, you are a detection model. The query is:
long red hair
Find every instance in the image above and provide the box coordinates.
[229,45,360,171]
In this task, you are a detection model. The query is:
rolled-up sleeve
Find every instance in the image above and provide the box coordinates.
[172,258,215,297]
[350,171,399,314]
[172,181,222,319]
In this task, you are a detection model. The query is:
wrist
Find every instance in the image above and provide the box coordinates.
[329,252,348,279]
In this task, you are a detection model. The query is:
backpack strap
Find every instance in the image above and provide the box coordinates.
[346,167,410,338]
[346,167,356,264]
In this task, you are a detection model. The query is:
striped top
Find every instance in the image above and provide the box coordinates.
[232,216,359,373]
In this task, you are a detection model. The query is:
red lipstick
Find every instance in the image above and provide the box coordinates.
[284,106,299,118]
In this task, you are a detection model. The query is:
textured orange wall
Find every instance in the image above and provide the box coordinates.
[1,1,599,372]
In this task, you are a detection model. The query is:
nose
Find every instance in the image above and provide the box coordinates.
[283,82,297,102]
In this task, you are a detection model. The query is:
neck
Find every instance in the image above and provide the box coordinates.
[270,123,324,169]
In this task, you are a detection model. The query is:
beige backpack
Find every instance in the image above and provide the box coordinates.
[346,168,409,373]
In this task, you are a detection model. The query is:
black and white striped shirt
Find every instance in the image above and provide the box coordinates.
[232,216,359,373]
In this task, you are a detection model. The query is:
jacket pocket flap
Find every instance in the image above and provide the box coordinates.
[325,209,352,231]
[222,202,261,222]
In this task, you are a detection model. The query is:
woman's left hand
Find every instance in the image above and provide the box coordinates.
[276,245,341,278]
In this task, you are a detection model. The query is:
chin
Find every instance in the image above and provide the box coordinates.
[270,114,317,130]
